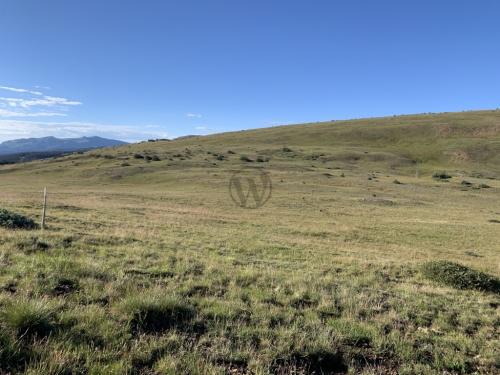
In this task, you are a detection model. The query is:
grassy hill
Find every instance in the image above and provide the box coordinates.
[0,110,499,374]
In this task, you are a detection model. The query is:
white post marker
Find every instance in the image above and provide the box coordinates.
[41,187,47,230]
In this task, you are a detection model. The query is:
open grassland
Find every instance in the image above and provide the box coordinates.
[0,111,499,374]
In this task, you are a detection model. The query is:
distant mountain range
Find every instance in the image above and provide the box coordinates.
[0,136,127,155]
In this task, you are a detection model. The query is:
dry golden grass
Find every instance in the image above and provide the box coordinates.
[0,111,499,374]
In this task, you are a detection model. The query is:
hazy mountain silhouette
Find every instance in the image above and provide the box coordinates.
[0,136,127,155]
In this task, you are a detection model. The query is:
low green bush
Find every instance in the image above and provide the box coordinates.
[240,155,253,162]
[0,209,38,230]
[421,261,500,294]
[432,171,452,180]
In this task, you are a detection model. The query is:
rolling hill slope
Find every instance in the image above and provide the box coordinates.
[0,110,499,374]
[1,110,499,186]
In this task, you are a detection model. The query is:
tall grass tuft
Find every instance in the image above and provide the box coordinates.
[2,299,58,339]
[122,295,197,334]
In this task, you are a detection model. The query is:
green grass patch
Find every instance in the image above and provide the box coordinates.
[122,295,197,334]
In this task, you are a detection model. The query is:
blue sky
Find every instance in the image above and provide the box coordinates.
[1,0,499,142]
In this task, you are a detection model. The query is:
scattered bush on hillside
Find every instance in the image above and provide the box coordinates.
[227,150,236,154]
[421,260,500,294]
[432,171,452,180]
[282,147,293,152]
[133,153,144,159]
[152,155,161,161]
[0,209,38,230]
[256,156,269,162]
[393,179,403,184]
[240,155,254,162]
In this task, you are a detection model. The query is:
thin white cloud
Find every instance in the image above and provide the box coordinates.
[0,119,169,143]
[0,85,168,142]
[0,96,82,109]
[0,109,66,118]
[186,113,202,118]
[0,85,82,118]
[0,86,43,96]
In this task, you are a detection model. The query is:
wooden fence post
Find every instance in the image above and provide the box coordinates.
[41,187,47,230]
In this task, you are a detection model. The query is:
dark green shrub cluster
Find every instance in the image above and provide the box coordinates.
[421,261,500,294]
[240,155,253,162]
[0,209,38,230]
[432,171,452,180]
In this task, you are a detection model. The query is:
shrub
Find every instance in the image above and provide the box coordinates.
[123,296,196,334]
[393,179,402,184]
[282,147,293,152]
[421,261,500,294]
[152,155,161,161]
[133,153,144,159]
[240,155,253,162]
[0,209,38,230]
[432,171,452,180]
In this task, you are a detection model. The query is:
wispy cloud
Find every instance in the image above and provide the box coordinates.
[0,85,172,142]
[0,96,82,109]
[0,86,43,96]
[0,119,169,143]
[186,113,202,118]
[0,86,81,118]
[0,109,66,118]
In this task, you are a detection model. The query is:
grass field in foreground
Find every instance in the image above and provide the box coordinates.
[0,111,499,374]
